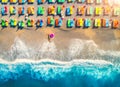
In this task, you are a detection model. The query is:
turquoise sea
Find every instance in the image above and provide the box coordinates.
[0,59,120,87]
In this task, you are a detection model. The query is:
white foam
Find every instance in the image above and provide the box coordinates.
[0,58,113,66]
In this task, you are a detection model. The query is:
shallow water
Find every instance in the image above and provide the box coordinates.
[0,37,120,87]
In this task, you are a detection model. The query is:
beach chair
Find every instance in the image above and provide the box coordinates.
[77,0,85,3]
[95,0,102,4]
[18,21,25,28]
[1,6,8,15]
[77,6,85,15]
[104,7,110,15]
[10,0,17,4]
[87,7,94,15]
[86,0,94,4]
[10,6,16,15]
[1,19,8,27]
[18,0,26,4]
[55,18,62,27]
[67,19,74,28]
[27,7,34,15]
[47,17,54,26]
[101,19,109,28]
[95,7,102,16]
[103,0,108,4]
[113,7,120,16]
[112,20,119,29]
[84,19,91,28]
[37,0,45,4]
[37,7,45,15]
[18,7,25,15]
[1,0,8,4]
[94,19,101,28]
[57,6,64,15]
[66,6,73,16]
[36,19,43,27]
[28,0,34,3]
[76,18,84,27]
[57,0,65,4]
[48,0,55,3]
[10,19,17,27]
[48,6,55,15]
[27,19,34,27]
[67,0,74,3]
[66,8,70,16]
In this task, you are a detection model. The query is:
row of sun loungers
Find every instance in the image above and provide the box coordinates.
[0,0,111,4]
[1,18,119,29]
[1,6,120,16]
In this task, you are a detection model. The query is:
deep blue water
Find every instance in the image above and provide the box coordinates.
[0,60,120,87]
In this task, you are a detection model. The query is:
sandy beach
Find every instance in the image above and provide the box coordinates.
[0,28,120,51]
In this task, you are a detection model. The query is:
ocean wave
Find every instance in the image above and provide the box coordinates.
[0,38,120,64]
[0,59,119,83]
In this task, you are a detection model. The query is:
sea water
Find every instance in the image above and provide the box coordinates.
[0,59,120,87]
[0,38,120,87]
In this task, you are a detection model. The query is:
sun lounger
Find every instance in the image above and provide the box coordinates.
[113,7,120,16]
[94,19,101,28]
[95,0,102,4]
[112,20,119,29]
[27,7,34,15]
[101,19,109,28]
[36,19,44,27]
[55,18,62,27]
[37,7,45,15]
[67,19,75,28]
[1,6,8,15]
[104,7,111,15]
[95,7,102,16]
[28,0,34,3]
[86,7,94,15]
[86,0,94,4]
[18,0,26,4]
[66,6,73,16]
[10,6,16,15]
[48,0,55,4]
[84,19,91,28]
[1,19,8,27]
[76,18,84,27]
[57,0,65,4]
[18,21,25,28]
[47,17,55,26]
[37,0,45,4]
[18,7,25,15]
[1,0,8,4]
[10,19,17,27]
[10,0,17,4]
[48,6,55,15]
[77,6,85,15]
[77,0,85,3]
[27,19,34,27]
